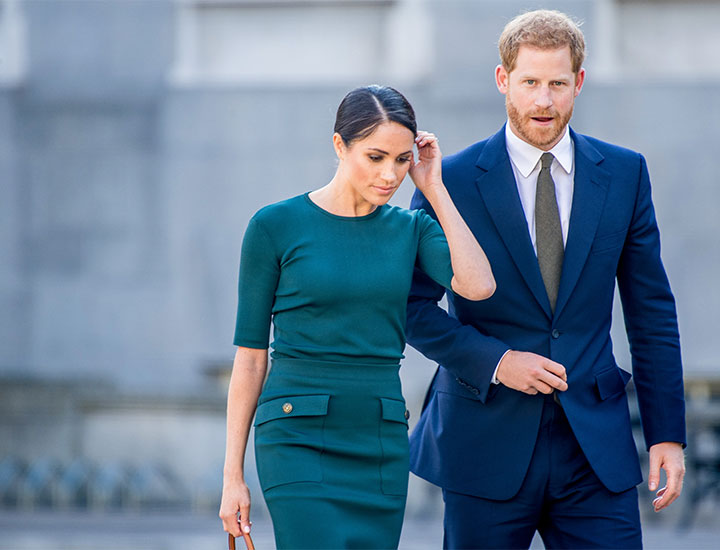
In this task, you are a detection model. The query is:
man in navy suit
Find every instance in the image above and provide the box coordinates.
[407,9,686,549]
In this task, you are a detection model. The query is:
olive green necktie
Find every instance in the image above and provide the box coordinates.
[535,152,564,312]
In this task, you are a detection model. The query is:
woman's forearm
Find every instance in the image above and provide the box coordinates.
[223,346,268,483]
[409,131,495,301]
[423,183,496,301]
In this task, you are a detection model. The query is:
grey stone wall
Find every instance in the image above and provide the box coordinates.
[3,0,716,389]
[1,0,718,516]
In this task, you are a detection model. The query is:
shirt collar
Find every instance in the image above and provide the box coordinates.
[504,122,573,177]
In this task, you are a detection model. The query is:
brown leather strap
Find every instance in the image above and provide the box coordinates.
[228,532,255,550]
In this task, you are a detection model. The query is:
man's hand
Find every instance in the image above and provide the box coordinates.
[496,350,567,395]
[648,442,685,512]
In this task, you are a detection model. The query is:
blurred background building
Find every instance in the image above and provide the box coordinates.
[1,0,719,545]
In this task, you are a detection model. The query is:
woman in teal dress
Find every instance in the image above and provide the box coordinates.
[219,85,495,549]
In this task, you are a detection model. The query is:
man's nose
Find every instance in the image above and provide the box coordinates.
[535,87,553,108]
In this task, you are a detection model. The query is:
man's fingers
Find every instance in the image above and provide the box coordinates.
[647,442,685,512]
[538,368,568,392]
[655,464,684,511]
[653,486,668,511]
[647,451,661,492]
[655,495,676,511]
[531,379,556,395]
[548,375,568,392]
[496,351,568,395]
[542,359,567,383]
[653,486,678,512]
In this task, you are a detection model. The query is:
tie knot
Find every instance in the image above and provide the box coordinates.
[541,152,554,170]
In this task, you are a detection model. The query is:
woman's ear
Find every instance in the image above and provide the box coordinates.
[332,133,346,160]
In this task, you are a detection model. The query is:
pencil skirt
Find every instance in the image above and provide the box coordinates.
[254,358,409,549]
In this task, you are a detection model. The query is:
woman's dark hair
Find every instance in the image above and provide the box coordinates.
[334,85,417,146]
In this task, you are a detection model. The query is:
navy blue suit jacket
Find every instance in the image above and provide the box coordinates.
[407,126,686,500]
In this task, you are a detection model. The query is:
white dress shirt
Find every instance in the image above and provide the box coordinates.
[505,123,575,250]
[491,123,575,384]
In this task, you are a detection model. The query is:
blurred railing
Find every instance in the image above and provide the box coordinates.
[678,379,720,528]
[0,455,219,511]
[2,376,719,521]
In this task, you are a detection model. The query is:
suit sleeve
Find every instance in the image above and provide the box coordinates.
[616,154,686,449]
[406,189,510,403]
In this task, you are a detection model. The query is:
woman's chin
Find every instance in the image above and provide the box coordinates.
[370,188,399,204]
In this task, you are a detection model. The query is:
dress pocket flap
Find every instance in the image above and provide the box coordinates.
[254,394,330,426]
[595,366,632,401]
[380,397,408,425]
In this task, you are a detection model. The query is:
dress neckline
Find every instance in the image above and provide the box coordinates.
[303,192,383,221]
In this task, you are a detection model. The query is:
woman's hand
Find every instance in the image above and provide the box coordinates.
[219,479,252,538]
[409,131,443,195]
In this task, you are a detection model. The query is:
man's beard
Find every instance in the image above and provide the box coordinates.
[506,95,573,149]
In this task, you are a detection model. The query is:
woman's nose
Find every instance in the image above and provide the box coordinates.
[381,167,397,183]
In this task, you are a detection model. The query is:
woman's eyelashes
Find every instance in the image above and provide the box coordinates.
[367,154,412,164]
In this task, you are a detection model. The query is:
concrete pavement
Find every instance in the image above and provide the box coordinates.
[0,510,718,549]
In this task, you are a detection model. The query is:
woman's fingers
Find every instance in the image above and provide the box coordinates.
[219,483,252,538]
[409,130,444,192]
[219,504,242,537]
[415,131,438,148]
[239,502,253,534]
[415,131,442,166]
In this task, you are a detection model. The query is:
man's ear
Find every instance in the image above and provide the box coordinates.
[495,64,509,94]
[574,68,586,97]
[332,132,345,160]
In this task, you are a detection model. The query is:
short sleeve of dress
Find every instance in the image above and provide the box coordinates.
[233,217,280,348]
[415,210,454,290]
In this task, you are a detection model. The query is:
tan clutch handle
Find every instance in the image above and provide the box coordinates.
[228,531,255,550]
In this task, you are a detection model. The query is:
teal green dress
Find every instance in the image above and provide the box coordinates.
[234,193,453,549]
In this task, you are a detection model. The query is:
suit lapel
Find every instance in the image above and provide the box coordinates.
[474,127,552,318]
[554,130,610,317]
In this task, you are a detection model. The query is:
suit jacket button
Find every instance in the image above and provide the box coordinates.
[282,402,293,414]
[404,409,410,420]
[551,329,560,339]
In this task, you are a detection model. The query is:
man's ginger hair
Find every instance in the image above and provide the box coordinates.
[498,9,586,73]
